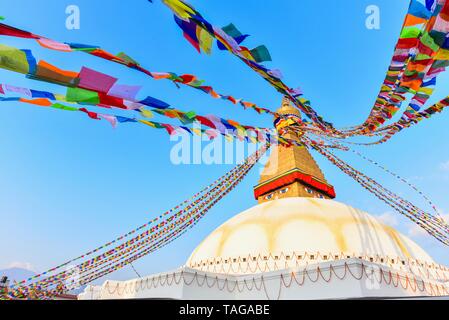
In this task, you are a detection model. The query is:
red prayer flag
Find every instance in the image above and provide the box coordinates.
[0,23,39,39]
[196,115,216,129]
[79,107,100,120]
[98,93,126,109]
[396,38,418,49]
[178,74,196,84]
[162,124,176,135]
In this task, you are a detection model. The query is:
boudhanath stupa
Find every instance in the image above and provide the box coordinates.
[79,98,449,300]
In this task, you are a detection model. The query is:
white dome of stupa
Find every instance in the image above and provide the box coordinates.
[187,197,439,275]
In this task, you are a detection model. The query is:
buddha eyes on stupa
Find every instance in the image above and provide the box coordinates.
[265,194,274,200]
[279,188,289,194]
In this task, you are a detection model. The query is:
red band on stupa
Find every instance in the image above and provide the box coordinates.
[254,170,336,199]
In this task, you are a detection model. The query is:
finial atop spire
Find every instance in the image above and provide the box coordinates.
[276,96,301,117]
[274,96,302,141]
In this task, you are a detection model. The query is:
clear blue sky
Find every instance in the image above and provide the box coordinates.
[0,0,448,283]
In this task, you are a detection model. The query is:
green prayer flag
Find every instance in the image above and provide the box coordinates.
[433,60,449,68]
[403,69,419,77]
[400,27,421,39]
[51,103,79,111]
[421,32,439,52]
[117,52,140,66]
[222,23,242,38]
[151,109,165,116]
[415,53,431,61]
[415,92,430,99]
[250,45,272,63]
[188,79,205,87]
[185,111,197,119]
[152,122,165,129]
[429,30,446,47]
[66,87,100,105]
[179,111,196,124]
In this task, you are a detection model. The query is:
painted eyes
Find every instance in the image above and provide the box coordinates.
[279,188,289,194]
[265,194,274,200]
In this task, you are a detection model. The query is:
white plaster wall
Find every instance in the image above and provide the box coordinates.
[79,259,449,300]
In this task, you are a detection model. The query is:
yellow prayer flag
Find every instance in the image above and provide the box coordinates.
[139,119,157,128]
[197,28,213,55]
[249,136,257,144]
[435,49,449,60]
[0,44,30,74]
[224,135,234,142]
[418,87,433,95]
[162,0,195,20]
[54,94,67,102]
[192,128,202,136]
[140,109,154,118]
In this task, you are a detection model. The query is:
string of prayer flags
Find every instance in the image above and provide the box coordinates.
[349,0,449,134]
[303,137,449,247]
[0,81,272,144]
[161,0,449,138]
[9,146,269,294]
[371,94,449,144]
[217,23,249,51]
[0,22,278,117]
[0,43,280,142]
[1,2,448,141]
[159,0,334,130]
[2,3,449,141]
[0,44,169,112]
[0,87,272,144]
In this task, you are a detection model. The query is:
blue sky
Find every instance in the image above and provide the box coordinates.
[0,0,448,283]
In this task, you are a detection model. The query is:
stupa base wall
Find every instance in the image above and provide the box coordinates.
[78,259,449,300]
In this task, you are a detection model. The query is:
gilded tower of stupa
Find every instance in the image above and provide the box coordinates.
[253,97,336,203]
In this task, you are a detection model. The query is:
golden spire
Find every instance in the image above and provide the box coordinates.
[279,96,301,116]
[253,97,335,203]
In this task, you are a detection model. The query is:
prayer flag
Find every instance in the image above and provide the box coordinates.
[78,67,118,93]
[249,45,272,63]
